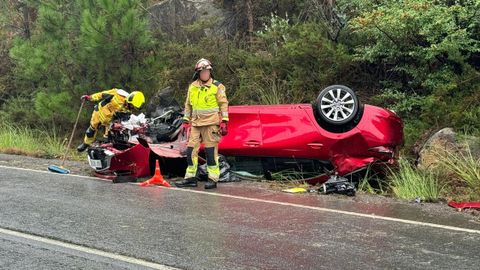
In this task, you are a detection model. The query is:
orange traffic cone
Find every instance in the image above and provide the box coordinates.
[139,160,171,187]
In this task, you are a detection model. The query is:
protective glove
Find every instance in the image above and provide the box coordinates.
[81,95,91,101]
[220,121,228,136]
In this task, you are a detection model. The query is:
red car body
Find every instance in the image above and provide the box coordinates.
[90,102,403,184]
[220,103,403,178]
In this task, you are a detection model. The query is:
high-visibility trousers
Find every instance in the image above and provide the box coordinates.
[184,125,221,182]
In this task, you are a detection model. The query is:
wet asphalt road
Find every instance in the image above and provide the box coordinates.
[1,166,480,270]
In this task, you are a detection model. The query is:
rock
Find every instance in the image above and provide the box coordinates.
[462,135,480,159]
[423,127,457,149]
[148,0,232,41]
[417,128,458,170]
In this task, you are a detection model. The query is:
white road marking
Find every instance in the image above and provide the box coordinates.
[0,227,180,270]
[1,164,480,235]
[0,164,101,180]
[169,187,480,234]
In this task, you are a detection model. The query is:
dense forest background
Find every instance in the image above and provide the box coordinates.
[0,0,479,150]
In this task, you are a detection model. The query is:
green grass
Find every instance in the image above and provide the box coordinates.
[268,169,314,191]
[270,169,307,182]
[0,125,39,155]
[0,123,82,160]
[436,144,480,200]
[358,164,387,195]
[389,158,445,202]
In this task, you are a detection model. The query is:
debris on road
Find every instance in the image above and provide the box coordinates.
[282,187,308,193]
[448,201,480,210]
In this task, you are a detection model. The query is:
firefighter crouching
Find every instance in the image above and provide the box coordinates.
[77,88,145,152]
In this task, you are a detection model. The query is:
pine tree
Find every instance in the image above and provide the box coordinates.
[78,0,158,91]
[9,0,160,127]
[10,0,81,125]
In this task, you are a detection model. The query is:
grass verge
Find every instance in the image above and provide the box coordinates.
[436,144,480,201]
[0,124,83,160]
[388,158,445,202]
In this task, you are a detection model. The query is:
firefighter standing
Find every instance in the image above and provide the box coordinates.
[175,58,229,189]
[77,88,145,152]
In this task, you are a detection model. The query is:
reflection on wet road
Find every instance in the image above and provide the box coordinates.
[0,166,479,269]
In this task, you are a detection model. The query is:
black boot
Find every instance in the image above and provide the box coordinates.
[204,180,217,189]
[77,143,90,152]
[175,178,198,188]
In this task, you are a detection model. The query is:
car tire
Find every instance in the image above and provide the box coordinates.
[313,85,363,133]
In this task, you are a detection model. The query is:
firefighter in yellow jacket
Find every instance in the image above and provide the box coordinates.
[175,58,229,189]
[76,89,145,152]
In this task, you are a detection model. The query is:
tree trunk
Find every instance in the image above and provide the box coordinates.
[22,4,30,39]
[245,0,253,45]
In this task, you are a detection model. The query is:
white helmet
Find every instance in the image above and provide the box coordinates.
[195,58,213,72]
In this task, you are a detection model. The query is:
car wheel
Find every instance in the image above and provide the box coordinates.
[313,85,363,133]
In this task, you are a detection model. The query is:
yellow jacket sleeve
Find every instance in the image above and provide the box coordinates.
[90,89,117,102]
[216,84,229,121]
[183,87,192,121]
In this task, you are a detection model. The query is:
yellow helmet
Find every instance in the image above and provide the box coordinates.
[126,91,145,109]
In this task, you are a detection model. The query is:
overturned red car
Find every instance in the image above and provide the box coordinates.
[87,85,403,188]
